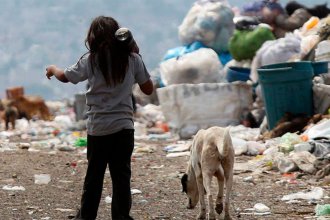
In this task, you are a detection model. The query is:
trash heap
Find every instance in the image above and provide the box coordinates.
[137,0,330,140]
[133,0,330,140]
[134,1,330,217]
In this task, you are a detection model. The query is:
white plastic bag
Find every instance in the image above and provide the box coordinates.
[159,48,223,86]
[313,81,330,114]
[315,40,330,64]
[304,119,330,139]
[281,187,324,201]
[251,33,301,82]
[178,1,234,53]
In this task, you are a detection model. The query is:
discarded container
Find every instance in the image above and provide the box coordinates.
[257,61,314,129]
[226,67,251,82]
[312,61,329,76]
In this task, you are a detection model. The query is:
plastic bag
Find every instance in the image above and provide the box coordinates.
[278,133,303,153]
[163,41,205,61]
[304,119,330,140]
[229,26,275,61]
[178,1,234,53]
[250,33,301,82]
[159,48,223,86]
[315,40,330,63]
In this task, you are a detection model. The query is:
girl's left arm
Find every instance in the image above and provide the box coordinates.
[46,65,69,83]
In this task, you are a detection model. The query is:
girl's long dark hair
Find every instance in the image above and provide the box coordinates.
[85,16,131,86]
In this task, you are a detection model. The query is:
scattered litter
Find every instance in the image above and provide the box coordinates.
[242,203,271,216]
[56,144,76,152]
[2,185,26,191]
[281,187,325,202]
[59,180,73,184]
[243,176,255,184]
[18,143,30,150]
[131,189,142,195]
[137,199,148,204]
[74,137,87,147]
[163,143,190,153]
[134,146,155,153]
[105,196,112,204]
[166,151,190,158]
[55,208,75,212]
[150,165,164,169]
[34,174,51,185]
[148,133,172,141]
[315,204,330,216]
[254,203,271,213]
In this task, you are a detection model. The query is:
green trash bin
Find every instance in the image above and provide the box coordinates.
[257,61,314,129]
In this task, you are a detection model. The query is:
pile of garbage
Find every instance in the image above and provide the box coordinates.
[132,0,330,140]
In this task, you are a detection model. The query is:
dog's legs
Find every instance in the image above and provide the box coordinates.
[195,171,206,219]
[203,172,216,220]
[215,168,224,215]
[11,117,15,130]
[223,160,234,220]
[5,119,9,130]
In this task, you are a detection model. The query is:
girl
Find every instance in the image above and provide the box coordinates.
[46,16,153,220]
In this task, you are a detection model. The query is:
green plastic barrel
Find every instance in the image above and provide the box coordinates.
[257,62,314,129]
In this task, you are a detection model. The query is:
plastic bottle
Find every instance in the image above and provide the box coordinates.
[315,204,330,216]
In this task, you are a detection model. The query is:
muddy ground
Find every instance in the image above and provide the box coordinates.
[0,138,328,220]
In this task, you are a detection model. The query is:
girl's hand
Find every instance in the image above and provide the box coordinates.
[45,65,56,79]
[45,65,68,83]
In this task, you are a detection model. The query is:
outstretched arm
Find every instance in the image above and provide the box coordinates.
[46,65,69,83]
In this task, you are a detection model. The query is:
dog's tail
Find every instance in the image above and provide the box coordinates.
[218,126,232,157]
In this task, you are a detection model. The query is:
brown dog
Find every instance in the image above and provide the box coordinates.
[0,99,19,130]
[11,95,53,121]
[181,126,234,220]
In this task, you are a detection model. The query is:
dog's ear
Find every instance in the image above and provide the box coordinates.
[181,173,188,193]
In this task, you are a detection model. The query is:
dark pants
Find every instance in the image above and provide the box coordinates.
[75,129,135,220]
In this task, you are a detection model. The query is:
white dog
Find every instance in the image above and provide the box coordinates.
[181,126,234,220]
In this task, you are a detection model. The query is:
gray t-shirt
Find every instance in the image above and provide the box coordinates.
[64,53,150,136]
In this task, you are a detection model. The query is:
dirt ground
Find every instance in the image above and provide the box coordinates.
[0,137,328,220]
